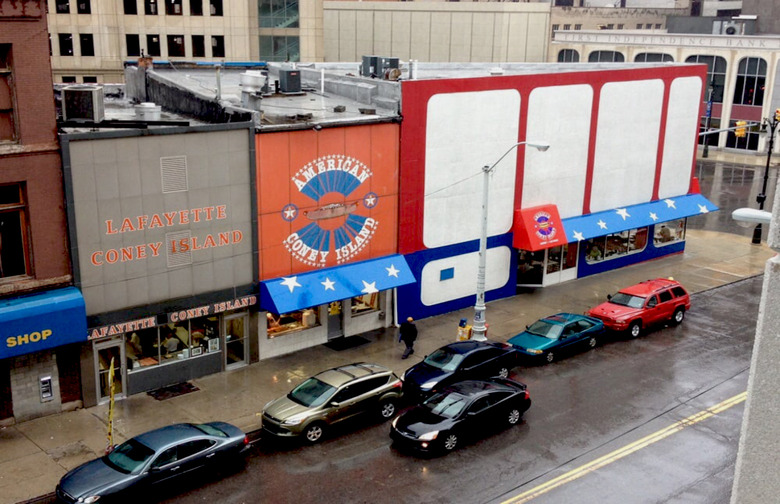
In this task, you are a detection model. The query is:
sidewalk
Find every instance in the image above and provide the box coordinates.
[1,226,773,504]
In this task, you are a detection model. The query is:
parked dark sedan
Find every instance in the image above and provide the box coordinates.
[507,313,605,363]
[401,340,519,399]
[390,378,531,454]
[56,422,250,504]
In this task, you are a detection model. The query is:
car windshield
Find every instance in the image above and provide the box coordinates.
[288,377,336,407]
[526,320,563,340]
[609,292,646,308]
[193,423,227,438]
[104,438,155,474]
[423,348,465,372]
[424,392,468,419]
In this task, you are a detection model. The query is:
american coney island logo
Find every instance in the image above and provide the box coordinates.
[533,211,557,241]
[282,155,378,267]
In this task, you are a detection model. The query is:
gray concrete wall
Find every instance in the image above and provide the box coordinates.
[10,351,61,422]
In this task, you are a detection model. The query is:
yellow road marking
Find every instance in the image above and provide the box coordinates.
[502,391,747,504]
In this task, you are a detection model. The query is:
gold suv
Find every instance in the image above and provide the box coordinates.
[261,362,403,443]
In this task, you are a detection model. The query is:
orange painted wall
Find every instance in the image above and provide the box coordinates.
[256,123,400,280]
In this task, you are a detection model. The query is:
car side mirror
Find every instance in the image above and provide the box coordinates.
[525,325,530,329]
[329,401,341,408]
[607,294,612,301]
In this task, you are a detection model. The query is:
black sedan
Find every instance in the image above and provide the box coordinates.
[56,422,250,503]
[390,378,531,454]
[401,340,519,399]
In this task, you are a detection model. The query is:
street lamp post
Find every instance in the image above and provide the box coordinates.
[702,81,714,158]
[751,109,779,244]
[471,140,550,341]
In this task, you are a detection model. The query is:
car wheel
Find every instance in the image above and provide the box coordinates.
[507,408,521,426]
[545,351,555,363]
[442,432,458,452]
[303,422,326,444]
[588,336,598,349]
[672,307,685,325]
[496,366,509,379]
[379,399,397,420]
[628,321,642,338]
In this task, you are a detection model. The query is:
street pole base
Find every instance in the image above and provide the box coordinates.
[752,224,763,245]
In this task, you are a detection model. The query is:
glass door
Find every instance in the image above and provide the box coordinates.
[543,243,579,286]
[94,339,126,404]
[224,313,248,369]
[517,250,545,288]
[327,301,344,340]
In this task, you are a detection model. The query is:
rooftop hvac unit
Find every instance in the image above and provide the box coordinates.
[376,57,399,79]
[279,69,301,94]
[63,85,105,122]
[361,55,379,77]
[714,20,744,35]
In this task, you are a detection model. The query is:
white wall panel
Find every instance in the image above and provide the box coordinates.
[524,85,593,218]
[659,76,702,198]
[424,89,521,248]
[591,79,664,212]
[420,247,512,306]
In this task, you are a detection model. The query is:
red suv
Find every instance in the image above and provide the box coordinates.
[586,278,691,338]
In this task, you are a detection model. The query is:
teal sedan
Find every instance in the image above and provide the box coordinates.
[507,313,605,363]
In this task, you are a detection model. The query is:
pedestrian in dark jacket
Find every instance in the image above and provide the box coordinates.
[399,317,418,359]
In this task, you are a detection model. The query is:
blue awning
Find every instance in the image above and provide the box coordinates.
[260,255,416,314]
[1,287,88,359]
[561,193,719,242]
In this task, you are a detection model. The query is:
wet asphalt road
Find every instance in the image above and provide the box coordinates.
[157,276,761,504]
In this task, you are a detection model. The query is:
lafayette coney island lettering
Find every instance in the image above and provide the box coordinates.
[285,155,379,267]
[90,205,243,266]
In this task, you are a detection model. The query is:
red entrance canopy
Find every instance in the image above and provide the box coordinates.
[512,204,568,251]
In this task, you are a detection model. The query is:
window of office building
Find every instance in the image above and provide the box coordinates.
[190,0,203,15]
[147,35,161,56]
[733,57,766,107]
[685,55,727,103]
[259,35,299,62]
[55,0,69,13]
[77,0,90,14]
[165,0,182,15]
[588,51,624,63]
[259,0,299,28]
[59,34,74,56]
[617,24,624,29]
[167,35,185,57]
[634,53,673,63]
[557,49,579,63]
[209,0,223,16]
[80,34,94,57]
[211,35,225,57]
[645,23,652,29]
[655,24,661,29]
[563,24,571,30]
[0,184,32,279]
[192,35,205,57]
[145,0,158,15]
[126,34,141,56]
[124,0,137,14]
[83,76,97,83]
[0,45,17,144]
[61,76,77,83]
[574,24,581,30]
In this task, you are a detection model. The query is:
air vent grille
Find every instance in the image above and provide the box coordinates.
[160,156,188,193]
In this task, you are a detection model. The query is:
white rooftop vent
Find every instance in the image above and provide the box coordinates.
[240,70,268,93]
[135,102,161,121]
[63,85,105,122]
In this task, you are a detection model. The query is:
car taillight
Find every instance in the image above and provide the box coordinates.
[243,435,250,445]
[523,391,530,400]
[392,381,403,389]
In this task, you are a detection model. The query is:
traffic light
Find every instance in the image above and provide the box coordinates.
[735,120,747,138]
[775,108,780,122]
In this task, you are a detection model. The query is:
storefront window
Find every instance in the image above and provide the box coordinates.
[351,293,379,315]
[585,227,650,264]
[267,309,320,337]
[125,316,219,371]
[654,219,685,246]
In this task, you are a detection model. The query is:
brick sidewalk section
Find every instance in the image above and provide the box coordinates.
[2,150,776,504]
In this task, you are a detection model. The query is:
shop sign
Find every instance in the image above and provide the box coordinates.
[283,155,379,267]
[89,317,157,341]
[89,204,244,266]
[166,295,257,323]
[513,205,566,251]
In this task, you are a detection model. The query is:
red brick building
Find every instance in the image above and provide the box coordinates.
[1,0,86,423]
